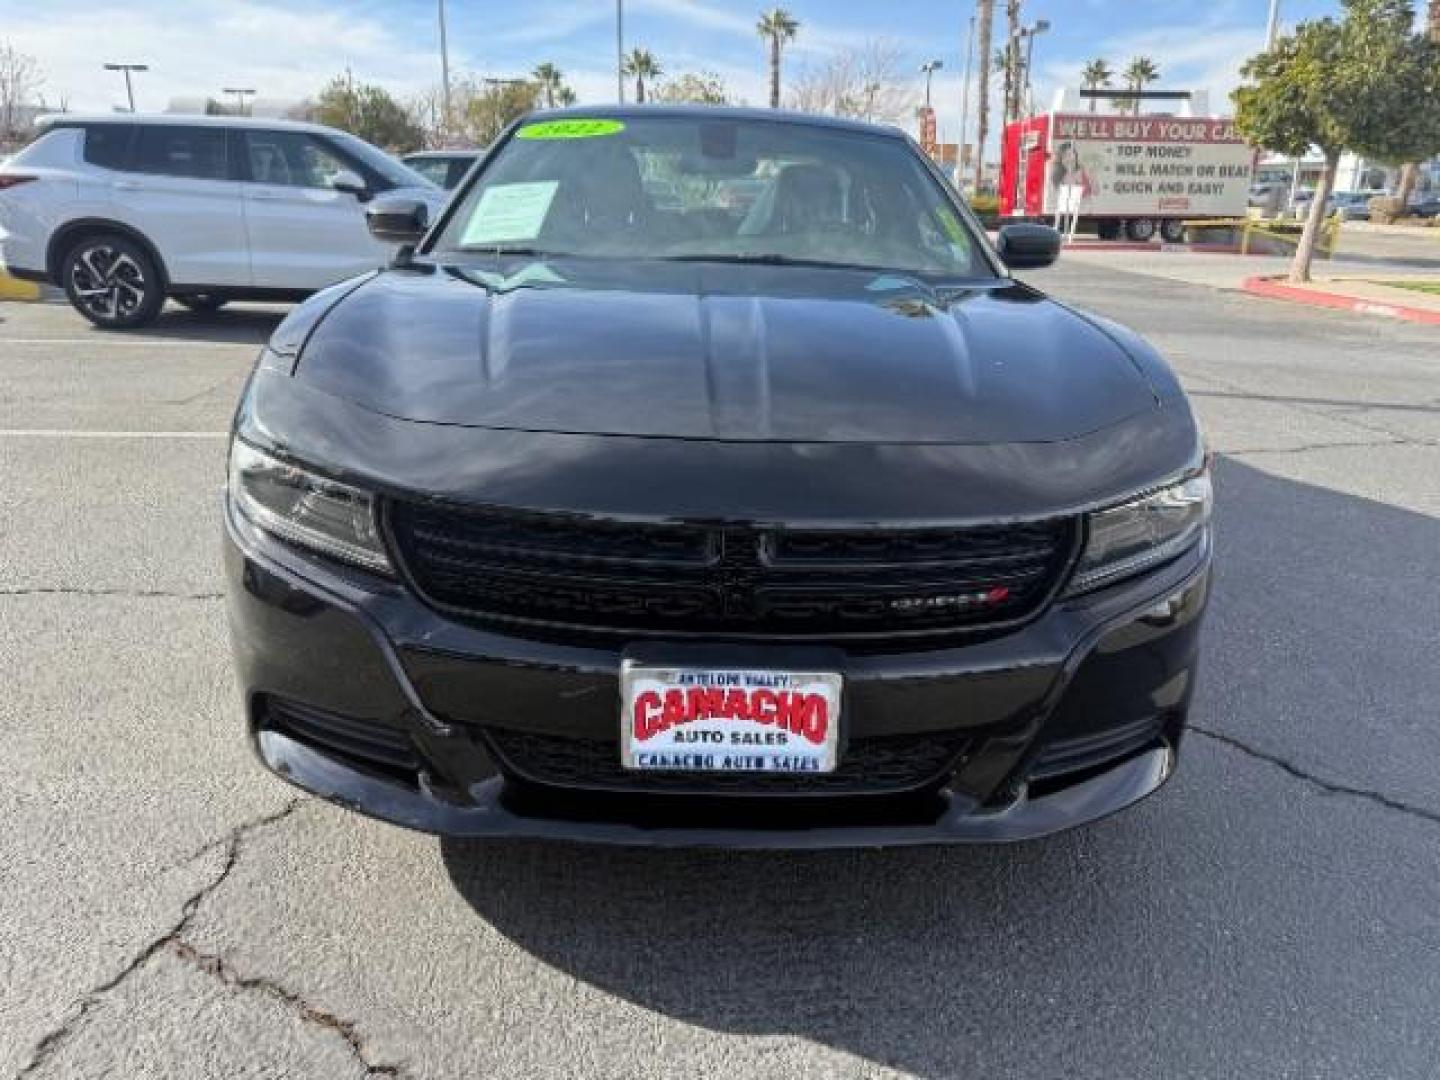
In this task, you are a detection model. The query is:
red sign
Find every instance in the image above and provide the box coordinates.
[919,106,938,157]
[632,687,830,745]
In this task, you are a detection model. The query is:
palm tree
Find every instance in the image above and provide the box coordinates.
[622,48,662,104]
[1080,58,1112,113]
[757,7,801,108]
[1122,56,1159,115]
[532,63,563,109]
[972,0,994,192]
[556,86,577,107]
[1003,0,1022,125]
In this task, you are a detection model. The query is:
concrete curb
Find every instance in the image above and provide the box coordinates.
[1242,275,1440,326]
[1062,241,1244,255]
[0,272,42,302]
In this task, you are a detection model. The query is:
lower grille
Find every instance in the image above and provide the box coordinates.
[263,698,419,783]
[1030,715,1165,781]
[482,726,971,795]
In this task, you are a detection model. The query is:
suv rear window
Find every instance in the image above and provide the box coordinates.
[81,125,134,170]
[132,125,228,181]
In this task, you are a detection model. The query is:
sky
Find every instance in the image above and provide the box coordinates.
[2,0,1348,145]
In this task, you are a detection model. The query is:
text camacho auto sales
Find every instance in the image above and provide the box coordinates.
[629,670,833,772]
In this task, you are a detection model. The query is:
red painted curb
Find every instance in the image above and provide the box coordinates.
[1242,275,1440,326]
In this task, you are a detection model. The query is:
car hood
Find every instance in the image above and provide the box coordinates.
[290,260,1158,445]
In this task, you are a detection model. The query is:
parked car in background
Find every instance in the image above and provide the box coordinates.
[0,114,444,328]
[1328,192,1373,221]
[1248,181,1290,213]
[401,149,481,190]
[1403,195,1440,219]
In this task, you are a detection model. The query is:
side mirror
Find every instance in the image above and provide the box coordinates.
[366,196,430,245]
[997,223,1062,269]
[330,169,369,200]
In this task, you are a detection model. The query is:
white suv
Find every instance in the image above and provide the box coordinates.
[0,114,444,328]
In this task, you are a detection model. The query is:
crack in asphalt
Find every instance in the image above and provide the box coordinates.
[169,940,410,1078]
[0,587,223,601]
[1225,438,1401,456]
[1187,369,1439,452]
[13,799,304,1078]
[1191,725,1440,828]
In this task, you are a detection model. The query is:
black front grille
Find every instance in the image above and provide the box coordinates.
[483,726,971,795]
[388,501,1075,640]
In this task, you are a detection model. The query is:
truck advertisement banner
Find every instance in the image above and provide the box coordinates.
[1045,114,1252,218]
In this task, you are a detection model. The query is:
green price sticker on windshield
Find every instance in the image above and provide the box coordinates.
[517,119,626,140]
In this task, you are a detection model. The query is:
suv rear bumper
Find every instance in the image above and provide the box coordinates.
[226,498,1210,848]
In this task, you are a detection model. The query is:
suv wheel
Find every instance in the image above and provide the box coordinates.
[175,293,229,314]
[62,234,164,329]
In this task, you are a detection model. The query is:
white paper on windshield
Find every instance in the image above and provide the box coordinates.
[460,181,558,245]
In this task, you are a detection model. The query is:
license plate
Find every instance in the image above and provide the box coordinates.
[620,663,842,774]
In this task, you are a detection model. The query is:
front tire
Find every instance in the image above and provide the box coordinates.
[1159,219,1188,243]
[1125,217,1158,242]
[62,234,164,330]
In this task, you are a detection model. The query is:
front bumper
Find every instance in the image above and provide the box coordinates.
[225,499,1210,848]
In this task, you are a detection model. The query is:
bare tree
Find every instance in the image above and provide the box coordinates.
[788,39,916,124]
[0,41,44,141]
[407,84,449,148]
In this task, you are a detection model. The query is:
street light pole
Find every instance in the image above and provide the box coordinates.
[103,63,148,112]
[222,87,255,115]
[616,0,625,103]
[1020,20,1049,117]
[1265,0,1282,48]
[958,13,975,187]
[919,59,944,109]
[437,0,452,136]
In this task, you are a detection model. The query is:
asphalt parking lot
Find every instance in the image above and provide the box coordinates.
[2,260,1437,1079]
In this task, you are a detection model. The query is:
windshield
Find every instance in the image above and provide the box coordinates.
[327,130,434,190]
[431,115,995,279]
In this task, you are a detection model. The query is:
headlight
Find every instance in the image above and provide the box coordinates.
[1068,470,1211,594]
[228,440,391,574]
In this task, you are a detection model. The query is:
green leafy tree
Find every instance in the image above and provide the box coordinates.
[1081,58,1112,113]
[1234,0,1440,281]
[1393,0,1440,206]
[757,7,801,109]
[622,48,662,104]
[1122,56,1159,114]
[653,71,731,105]
[314,72,425,151]
[532,62,564,109]
[457,77,542,147]
[972,0,994,191]
[556,86,577,107]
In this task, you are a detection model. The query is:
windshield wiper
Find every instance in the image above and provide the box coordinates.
[659,253,891,273]
[456,245,569,258]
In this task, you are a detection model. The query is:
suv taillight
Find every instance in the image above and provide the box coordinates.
[0,175,37,190]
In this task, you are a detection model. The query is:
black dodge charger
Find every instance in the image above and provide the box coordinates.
[224,107,1211,847]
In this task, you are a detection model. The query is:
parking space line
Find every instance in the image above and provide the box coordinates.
[0,338,257,348]
[0,429,228,439]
